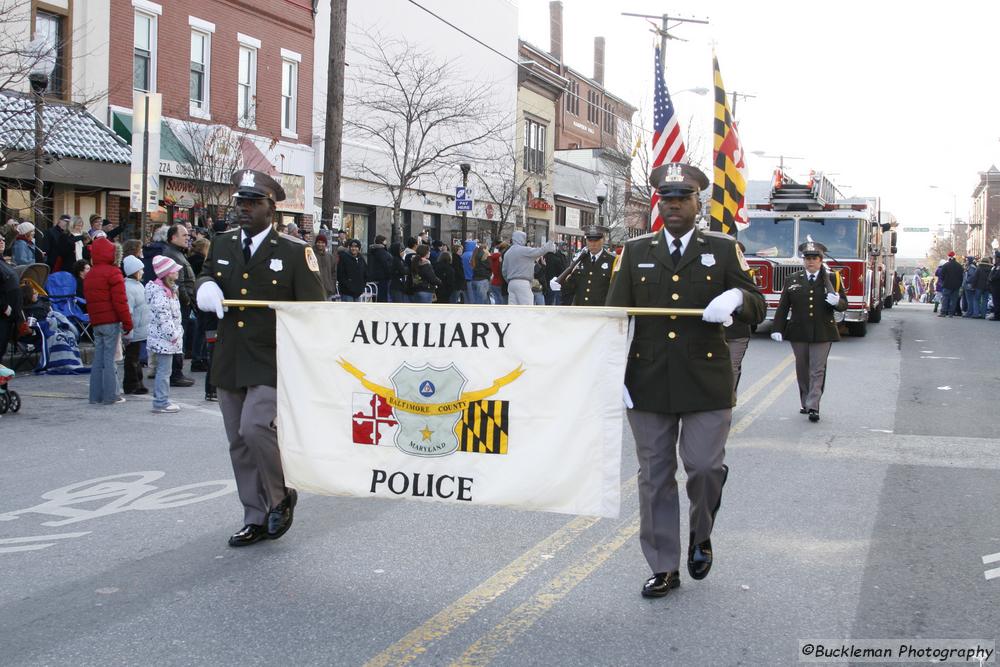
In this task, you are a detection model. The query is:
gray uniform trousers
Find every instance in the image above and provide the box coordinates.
[218,385,286,525]
[627,408,731,573]
[790,342,832,411]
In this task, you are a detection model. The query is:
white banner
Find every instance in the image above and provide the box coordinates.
[274,303,628,518]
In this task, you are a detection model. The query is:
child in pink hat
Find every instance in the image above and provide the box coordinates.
[145,254,183,413]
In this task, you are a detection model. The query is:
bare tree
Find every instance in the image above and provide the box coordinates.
[0,0,116,228]
[470,138,551,246]
[343,32,510,242]
[170,120,274,219]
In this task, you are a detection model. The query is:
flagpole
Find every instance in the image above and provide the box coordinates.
[221,300,706,317]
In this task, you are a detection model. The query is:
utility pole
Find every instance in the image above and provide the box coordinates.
[621,12,709,70]
[730,91,756,119]
[321,0,348,232]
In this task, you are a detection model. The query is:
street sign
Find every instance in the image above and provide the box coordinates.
[904,227,930,233]
[455,186,473,212]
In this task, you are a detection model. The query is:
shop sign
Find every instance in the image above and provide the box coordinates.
[278,174,306,213]
[163,178,200,209]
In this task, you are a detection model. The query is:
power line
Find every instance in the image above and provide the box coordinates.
[403,0,659,139]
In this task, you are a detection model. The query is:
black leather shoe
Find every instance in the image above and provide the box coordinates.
[808,409,820,422]
[228,524,267,547]
[170,376,195,387]
[799,407,808,414]
[267,488,298,540]
[204,391,218,402]
[641,571,680,598]
[687,538,713,580]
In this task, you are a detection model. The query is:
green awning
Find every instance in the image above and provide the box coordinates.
[110,111,195,164]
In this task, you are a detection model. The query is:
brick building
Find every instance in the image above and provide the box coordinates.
[969,165,1000,258]
[107,0,316,235]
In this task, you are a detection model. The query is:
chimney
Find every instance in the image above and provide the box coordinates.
[550,1,563,62]
[593,36,605,85]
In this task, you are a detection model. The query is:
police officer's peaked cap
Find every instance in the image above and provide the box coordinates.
[798,241,828,257]
[583,225,607,240]
[231,169,286,202]
[649,162,710,197]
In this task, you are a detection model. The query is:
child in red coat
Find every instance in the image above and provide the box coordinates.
[82,237,132,404]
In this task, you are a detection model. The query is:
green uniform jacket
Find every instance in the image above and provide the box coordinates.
[772,268,848,343]
[563,248,616,306]
[196,228,325,390]
[606,229,765,414]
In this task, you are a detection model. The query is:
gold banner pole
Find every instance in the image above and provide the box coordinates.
[221,300,704,317]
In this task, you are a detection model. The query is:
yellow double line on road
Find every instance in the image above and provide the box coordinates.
[365,353,796,667]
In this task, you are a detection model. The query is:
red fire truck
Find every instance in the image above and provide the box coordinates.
[743,170,898,336]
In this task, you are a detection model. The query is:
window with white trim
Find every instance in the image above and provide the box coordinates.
[133,12,156,91]
[523,118,546,174]
[237,46,257,128]
[190,31,210,115]
[281,59,297,135]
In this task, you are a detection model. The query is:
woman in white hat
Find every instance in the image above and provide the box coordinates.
[12,222,44,266]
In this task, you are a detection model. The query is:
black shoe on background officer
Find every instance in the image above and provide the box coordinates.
[770,241,848,422]
[607,162,765,598]
[195,169,325,547]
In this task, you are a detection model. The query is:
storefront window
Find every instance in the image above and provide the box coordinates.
[4,189,33,222]
[343,211,369,248]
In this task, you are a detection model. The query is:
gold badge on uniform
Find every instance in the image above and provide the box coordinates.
[304,246,320,272]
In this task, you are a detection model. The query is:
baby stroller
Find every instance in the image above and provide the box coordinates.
[0,364,20,414]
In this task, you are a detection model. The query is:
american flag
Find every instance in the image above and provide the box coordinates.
[650,46,686,232]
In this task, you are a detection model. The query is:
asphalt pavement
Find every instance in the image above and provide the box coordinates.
[1,301,998,666]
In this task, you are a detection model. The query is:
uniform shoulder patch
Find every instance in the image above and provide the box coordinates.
[735,244,750,272]
[304,246,320,272]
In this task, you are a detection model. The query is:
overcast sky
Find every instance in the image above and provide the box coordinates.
[517,0,1000,257]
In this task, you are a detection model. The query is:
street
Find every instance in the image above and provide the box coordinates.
[1,302,998,666]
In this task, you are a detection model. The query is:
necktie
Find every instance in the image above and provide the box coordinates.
[592,254,599,263]
[671,238,682,265]
[243,236,253,263]
[809,274,816,285]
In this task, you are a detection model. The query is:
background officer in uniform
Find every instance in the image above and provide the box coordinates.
[561,226,616,306]
[606,162,765,599]
[770,241,848,422]
[196,169,325,547]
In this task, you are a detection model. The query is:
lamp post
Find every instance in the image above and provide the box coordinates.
[595,180,608,229]
[460,162,471,239]
[27,38,56,230]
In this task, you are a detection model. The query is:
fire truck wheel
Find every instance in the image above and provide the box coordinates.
[868,305,882,324]
[884,296,894,309]
[847,321,868,337]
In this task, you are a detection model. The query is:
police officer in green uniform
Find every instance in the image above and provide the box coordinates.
[561,226,616,306]
[606,162,765,599]
[196,169,325,547]
[770,240,848,423]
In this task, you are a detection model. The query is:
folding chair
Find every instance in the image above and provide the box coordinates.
[45,271,93,344]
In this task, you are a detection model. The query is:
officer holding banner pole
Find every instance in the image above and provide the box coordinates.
[195,170,325,547]
[606,162,765,599]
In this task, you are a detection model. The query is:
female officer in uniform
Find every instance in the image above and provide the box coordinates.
[770,241,848,422]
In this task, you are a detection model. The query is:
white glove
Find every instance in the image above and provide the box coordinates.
[196,281,225,319]
[702,288,743,324]
[825,292,840,306]
[771,332,783,342]
[2,305,10,317]
[548,277,562,292]
[622,385,634,409]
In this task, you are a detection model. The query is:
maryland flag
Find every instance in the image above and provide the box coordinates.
[710,53,748,237]
[456,400,509,455]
